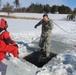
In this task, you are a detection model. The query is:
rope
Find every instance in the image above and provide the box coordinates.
[51,20,76,34]
[26,37,40,44]
[31,37,40,43]
[26,20,76,44]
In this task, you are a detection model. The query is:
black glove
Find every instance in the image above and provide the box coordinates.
[34,25,37,28]
[14,44,18,48]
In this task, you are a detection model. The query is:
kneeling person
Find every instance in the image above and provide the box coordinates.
[0,18,19,61]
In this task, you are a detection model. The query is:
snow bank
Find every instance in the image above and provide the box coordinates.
[0,62,7,75]
[36,51,76,75]
[6,58,38,75]
[6,50,76,75]
[11,32,40,58]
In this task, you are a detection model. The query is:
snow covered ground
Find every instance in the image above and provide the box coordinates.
[0,13,76,75]
[0,12,67,20]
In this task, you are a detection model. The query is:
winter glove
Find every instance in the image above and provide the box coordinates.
[14,44,18,48]
[34,25,37,28]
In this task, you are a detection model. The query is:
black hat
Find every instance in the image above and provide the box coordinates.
[43,14,48,17]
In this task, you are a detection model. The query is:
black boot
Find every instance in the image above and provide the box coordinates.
[40,49,46,57]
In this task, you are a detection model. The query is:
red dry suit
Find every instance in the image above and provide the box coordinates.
[0,18,18,61]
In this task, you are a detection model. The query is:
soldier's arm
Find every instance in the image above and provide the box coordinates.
[45,20,53,30]
[34,20,43,28]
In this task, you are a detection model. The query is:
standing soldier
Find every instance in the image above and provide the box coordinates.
[34,14,53,57]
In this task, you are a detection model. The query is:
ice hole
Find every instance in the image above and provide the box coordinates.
[23,51,57,67]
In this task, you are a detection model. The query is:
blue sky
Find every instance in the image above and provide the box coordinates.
[1,0,76,10]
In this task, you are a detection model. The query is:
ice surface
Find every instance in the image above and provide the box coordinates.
[0,12,76,75]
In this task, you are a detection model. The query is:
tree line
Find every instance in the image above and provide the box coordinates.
[27,4,73,14]
[0,0,76,16]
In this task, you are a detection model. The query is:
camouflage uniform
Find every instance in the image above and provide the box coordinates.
[35,19,53,57]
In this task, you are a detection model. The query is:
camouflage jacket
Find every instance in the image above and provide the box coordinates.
[36,19,53,36]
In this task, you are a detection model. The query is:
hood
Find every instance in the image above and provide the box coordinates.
[0,18,6,29]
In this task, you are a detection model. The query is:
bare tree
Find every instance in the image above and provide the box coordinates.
[2,2,13,16]
[0,0,1,9]
[13,0,20,9]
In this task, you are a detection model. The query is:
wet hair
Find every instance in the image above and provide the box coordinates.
[43,14,48,17]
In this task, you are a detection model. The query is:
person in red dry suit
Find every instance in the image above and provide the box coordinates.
[0,18,19,61]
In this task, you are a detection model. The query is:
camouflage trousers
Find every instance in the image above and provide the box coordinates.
[39,34,51,57]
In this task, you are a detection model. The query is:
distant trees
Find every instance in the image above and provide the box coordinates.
[0,1,75,14]
[27,3,43,13]
[73,8,76,14]
[58,5,72,14]
[27,3,51,13]
[2,2,13,16]
[43,4,51,13]
[51,5,59,13]
[26,4,72,14]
